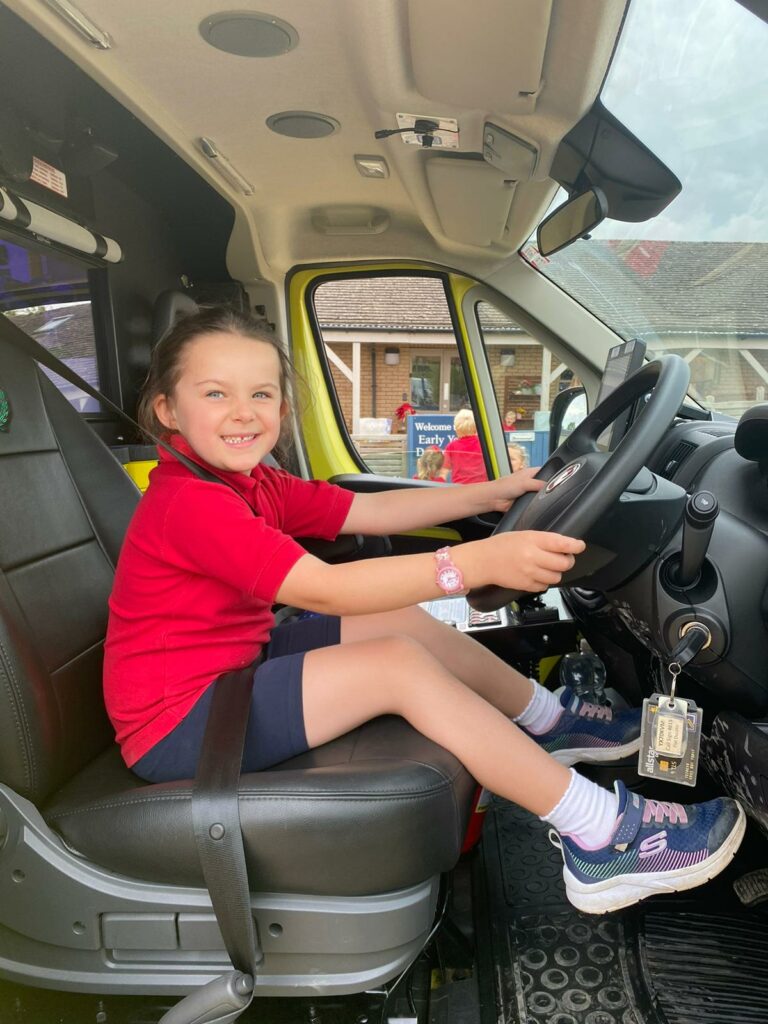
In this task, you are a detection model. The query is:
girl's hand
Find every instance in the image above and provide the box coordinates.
[474,530,586,592]
[485,467,545,513]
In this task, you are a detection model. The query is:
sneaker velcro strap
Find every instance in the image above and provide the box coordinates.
[613,790,644,851]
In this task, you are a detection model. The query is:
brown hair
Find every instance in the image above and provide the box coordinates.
[137,306,298,455]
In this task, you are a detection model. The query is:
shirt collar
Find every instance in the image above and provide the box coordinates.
[158,434,261,496]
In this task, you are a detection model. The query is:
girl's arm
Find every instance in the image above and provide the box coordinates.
[276,529,584,616]
[340,468,544,536]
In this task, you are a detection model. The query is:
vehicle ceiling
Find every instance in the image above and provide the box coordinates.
[3,0,628,287]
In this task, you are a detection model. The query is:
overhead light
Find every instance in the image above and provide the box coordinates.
[199,137,255,196]
[266,112,339,139]
[355,155,389,179]
[384,347,400,366]
[200,12,298,57]
[43,0,111,49]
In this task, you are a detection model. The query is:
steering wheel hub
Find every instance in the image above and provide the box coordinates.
[469,355,691,610]
[545,462,585,492]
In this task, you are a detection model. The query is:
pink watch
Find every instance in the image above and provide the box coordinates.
[434,546,468,595]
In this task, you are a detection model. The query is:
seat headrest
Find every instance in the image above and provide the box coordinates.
[152,290,199,345]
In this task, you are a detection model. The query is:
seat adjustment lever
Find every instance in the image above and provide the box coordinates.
[159,972,254,1024]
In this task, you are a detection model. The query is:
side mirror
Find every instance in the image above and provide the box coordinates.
[549,386,587,455]
[537,187,608,257]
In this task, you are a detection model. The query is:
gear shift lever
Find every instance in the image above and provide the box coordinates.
[675,490,718,589]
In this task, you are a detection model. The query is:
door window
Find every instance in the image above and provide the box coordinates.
[311,274,480,480]
[475,300,579,470]
[0,235,102,412]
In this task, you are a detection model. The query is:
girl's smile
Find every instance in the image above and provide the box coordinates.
[153,331,286,474]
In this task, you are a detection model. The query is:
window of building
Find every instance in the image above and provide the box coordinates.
[0,235,102,412]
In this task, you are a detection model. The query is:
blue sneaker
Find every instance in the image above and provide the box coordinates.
[555,780,746,914]
[522,687,641,766]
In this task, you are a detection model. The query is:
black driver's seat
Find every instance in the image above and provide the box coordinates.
[0,328,475,996]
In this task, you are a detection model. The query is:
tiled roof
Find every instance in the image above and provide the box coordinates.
[7,303,96,358]
[313,275,459,331]
[543,241,768,338]
[313,242,768,336]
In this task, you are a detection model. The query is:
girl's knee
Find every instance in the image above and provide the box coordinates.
[360,634,439,691]
[377,632,431,663]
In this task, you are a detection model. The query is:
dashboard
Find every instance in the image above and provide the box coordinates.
[566,411,768,717]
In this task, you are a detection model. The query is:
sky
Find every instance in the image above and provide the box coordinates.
[592,0,768,243]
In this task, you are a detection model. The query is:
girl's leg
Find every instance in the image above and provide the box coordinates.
[302,633,571,816]
[341,608,643,769]
[341,605,536,718]
[301,632,745,916]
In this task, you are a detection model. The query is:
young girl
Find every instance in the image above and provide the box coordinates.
[104,307,744,915]
[442,408,487,484]
[507,442,528,473]
[414,446,446,481]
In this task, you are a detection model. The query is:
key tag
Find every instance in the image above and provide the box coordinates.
[638,661,704,786]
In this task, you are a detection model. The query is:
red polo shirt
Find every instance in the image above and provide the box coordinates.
[104,438,354,767]
[443,435,488,484]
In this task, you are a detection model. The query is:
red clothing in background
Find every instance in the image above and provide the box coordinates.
[443,435,488,484]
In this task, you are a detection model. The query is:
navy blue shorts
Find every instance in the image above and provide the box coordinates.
[131,614,340,783]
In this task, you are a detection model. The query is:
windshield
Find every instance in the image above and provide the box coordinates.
[526,0,768,418]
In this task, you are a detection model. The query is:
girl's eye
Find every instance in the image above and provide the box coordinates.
[253,390,272,399]
[205,390,224,399]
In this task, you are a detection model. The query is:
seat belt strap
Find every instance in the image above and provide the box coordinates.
[192,662,264,974]
[0,311,223,485]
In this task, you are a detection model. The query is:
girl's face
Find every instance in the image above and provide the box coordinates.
[154,331,286,475]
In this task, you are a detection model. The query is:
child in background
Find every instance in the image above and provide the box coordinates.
[504,409,519,431]
[507,442,528,473]
[415,446,446,481]
[442,408,488,484]
[104,307,744,916]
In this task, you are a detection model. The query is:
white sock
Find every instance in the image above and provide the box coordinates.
[513,678,563,734]
[541,769,620,849]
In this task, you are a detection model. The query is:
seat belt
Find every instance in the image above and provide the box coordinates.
[0,312,263,1024]
[0,311,225,485]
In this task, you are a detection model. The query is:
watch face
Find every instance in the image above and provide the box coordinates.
[438,567,462,593]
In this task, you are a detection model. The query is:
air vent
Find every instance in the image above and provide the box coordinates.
[661,440,697,479]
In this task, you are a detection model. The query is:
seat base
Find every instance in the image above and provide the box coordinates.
[0,784,439,995]
[41,718,474,896]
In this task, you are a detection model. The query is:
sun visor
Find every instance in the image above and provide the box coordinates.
[408,0,551,114]
[425,158,515,246]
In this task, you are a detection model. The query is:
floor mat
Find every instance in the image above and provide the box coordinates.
[641,908,768,1024]
[477,796,768,1024]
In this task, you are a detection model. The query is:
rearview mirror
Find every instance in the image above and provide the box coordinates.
[537,187,608,257]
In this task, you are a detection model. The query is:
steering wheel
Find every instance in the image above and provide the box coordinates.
[469,355,691,610]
